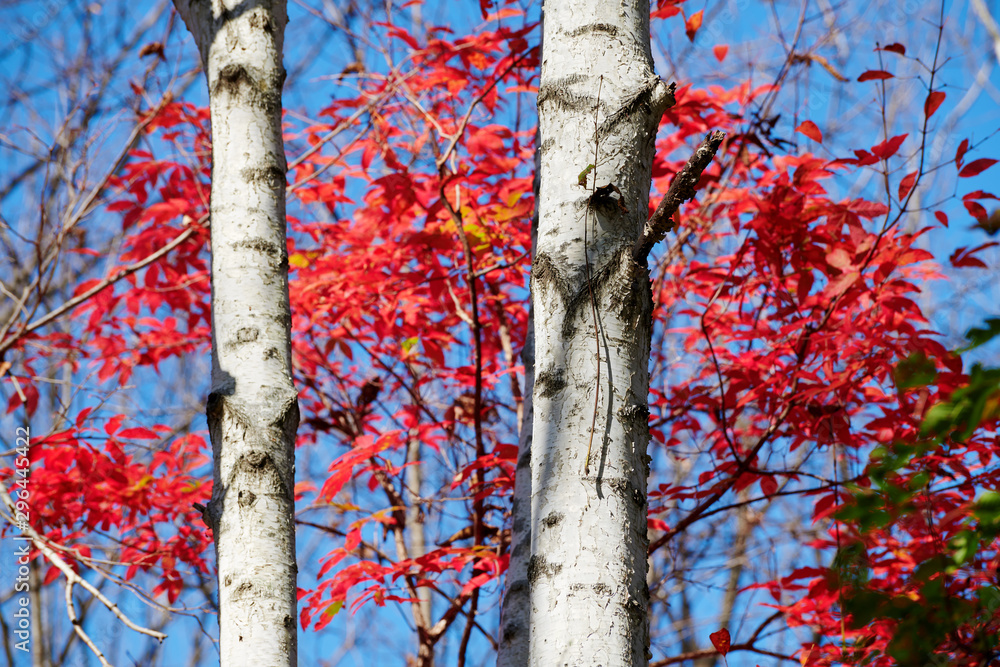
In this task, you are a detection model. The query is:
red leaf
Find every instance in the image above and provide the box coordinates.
[318,468,352,503]
[923,91,945,119]
[963,190,1000,201]
[847,199,890,218]
[951,248,986,269]
[934,211,949,227]
[796,120,822,143]
[75,406,94,428]
[118,427,160,440]
[460,570,496,596]
[43,565,61,586]
[710,628,731,656]
[871,134,907,160]
[760,475,778,496]
[880,43,906,55]
[858,70,894,82]
[955,138,970,169]
[824,270,860,298]
[826,247,853,270]
[964,200,988,223]
[713,45,729,62]
[105,414,125,436]
[484,7,522,20]
[652,5,681,18]
[959,158,998,178]
[797,271,814,305]
[685,10,703,41]
[386,26,420,51]
[842,149,879,166]
[897,171,917,200]
[950,242,998,268]
[345,528,361,552]
[648,518,671,531]
[6,382,39,417]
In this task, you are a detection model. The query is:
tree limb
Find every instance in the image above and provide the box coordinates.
[633,130,726,264]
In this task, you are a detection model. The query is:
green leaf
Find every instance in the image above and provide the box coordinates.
[836,489,895,531]
[949,530,979,567]
[908,471,929,492]
[958,317,1000,353]
[322,601,343,619]
[922,401,959,438]
[577,163,595,188]
[977,586,1000,614]
[868,442,921,482]
[833,541,870,588]
[913,555,950,583]
[974,491,1000,526]
[893,352,937,389]
[921,363,1000,442]
[843,589,889,627]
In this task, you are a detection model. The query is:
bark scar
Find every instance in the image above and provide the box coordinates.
[597,78,675,140]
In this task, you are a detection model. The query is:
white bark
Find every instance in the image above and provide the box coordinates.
[498,1,673,666]
[173,2,298,666]
[405,436,432,631]
[498,269,535,665]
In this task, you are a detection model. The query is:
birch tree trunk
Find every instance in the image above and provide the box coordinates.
[499,1,673,666]
[173,2,298,665]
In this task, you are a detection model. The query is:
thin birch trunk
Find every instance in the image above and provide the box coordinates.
[405,436,432,633]
[173,2,298,665]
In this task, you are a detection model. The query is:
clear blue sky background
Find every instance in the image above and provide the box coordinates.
[1,0,999,665]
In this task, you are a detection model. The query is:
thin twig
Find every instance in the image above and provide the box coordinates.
[65,582,113,667]
[0,225,199,358]
[583,75,604,476]
[434,52,531,170]
[0,480,167,643]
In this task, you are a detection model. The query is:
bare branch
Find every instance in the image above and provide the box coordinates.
[633,130,726,264]
[0,480,168,645]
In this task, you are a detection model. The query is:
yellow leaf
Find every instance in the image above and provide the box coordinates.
[469,52,488,70]
[329,502,361,512]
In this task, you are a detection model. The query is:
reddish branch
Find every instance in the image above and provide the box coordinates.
[438,186,486,667]
[651,644,798,666]
[650,611,791,666]
[413,49,529,662]
[648,154,919,557]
